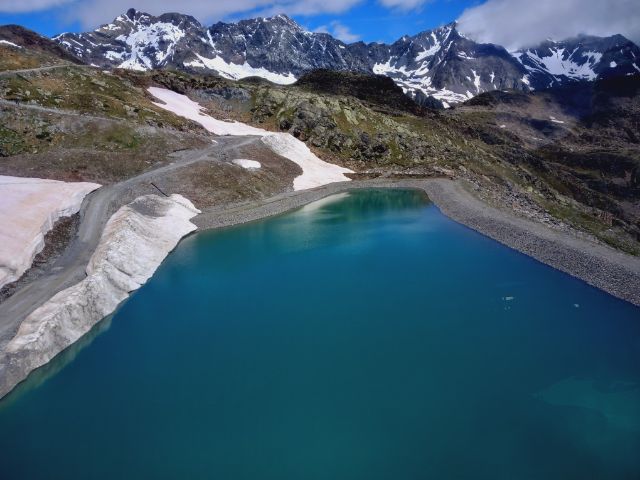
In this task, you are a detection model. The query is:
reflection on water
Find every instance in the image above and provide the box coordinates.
[0,316,113,410]
[537,377,640,431]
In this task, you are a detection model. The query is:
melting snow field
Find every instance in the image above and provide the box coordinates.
[149,87,353,190]
[0,176,100,289]
[232,159,261,169]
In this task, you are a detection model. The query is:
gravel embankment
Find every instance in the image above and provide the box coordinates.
[196,178,640,307]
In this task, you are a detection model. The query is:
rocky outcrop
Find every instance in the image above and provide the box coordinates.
[0,194,200,399]
[0,176,100,289]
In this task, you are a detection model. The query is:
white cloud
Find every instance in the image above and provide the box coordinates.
[255,0,363,17]
[331,22,360,42]
[0,0,365,27]
[0,0,74,12]
[21,0,363,29]
[457,0,640,50]
[378,0,428,10]
[315,20,360,42]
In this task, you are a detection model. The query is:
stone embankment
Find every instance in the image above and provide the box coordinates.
[0,194,199,399]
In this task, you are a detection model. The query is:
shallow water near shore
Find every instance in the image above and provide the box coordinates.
[1,189,640,479]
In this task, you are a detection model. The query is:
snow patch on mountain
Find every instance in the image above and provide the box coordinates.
[0,40,21,48]
[148,87,352,190]
[516,47,602,80]
[149,86,265,135]
[184,53,296,84]
[115,21,186,70]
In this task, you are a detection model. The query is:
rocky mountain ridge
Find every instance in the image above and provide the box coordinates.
[52,8,640,105]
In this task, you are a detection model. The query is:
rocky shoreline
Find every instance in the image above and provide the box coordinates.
[194,178,640,307]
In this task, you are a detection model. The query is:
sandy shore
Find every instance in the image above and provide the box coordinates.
[194,178,640,307]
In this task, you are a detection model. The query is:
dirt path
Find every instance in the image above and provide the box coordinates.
[0,64,93,77]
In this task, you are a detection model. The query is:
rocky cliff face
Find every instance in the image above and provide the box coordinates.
[54,9,640,105]
[0,194,200,399]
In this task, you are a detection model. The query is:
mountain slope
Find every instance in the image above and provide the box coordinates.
[0,25,83,71]
[513,34,640,88]
[49,9,640,105]
[366,23,530,105]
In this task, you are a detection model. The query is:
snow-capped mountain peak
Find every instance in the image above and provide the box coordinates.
[512,34,640,88]
[54,9,640,105]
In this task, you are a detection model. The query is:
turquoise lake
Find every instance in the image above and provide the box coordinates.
[1,189,639,479]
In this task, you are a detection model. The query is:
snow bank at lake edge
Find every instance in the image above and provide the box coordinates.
[0,194,200,399]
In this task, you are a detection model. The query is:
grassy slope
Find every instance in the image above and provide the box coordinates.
[0,63,213,183]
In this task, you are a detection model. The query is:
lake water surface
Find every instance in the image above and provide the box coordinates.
[1,189,639,479]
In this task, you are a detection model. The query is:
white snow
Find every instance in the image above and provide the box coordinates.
[113,22,186,70]
[415,40,441,61]
[458,51,476,60]
[104,50,126,61]
[0,176,100,289]
[260,134,352,190]
[549,116,565,124]
[0,40,21,48]
[610,61,617,68]
[149,86,265,136]
[148,87,352,190]
[372,59,410,76]
[471,69,481,93]
[232,159,261,169]
[375,55,478,105]
[184,53,297,85]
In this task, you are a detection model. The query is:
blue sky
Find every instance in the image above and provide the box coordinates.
[0,0,638,48]
[0,0,475,42]
[282,1,474,43]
